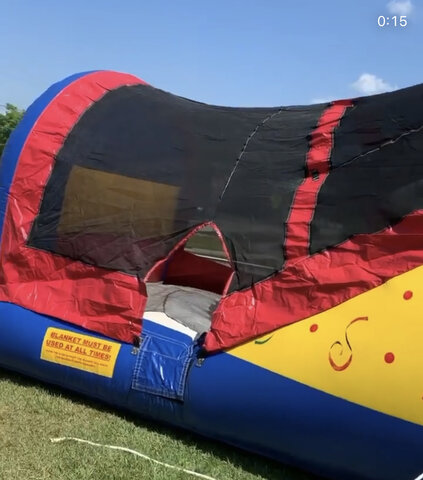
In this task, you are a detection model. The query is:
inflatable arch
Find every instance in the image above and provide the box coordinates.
[1,70,423,480]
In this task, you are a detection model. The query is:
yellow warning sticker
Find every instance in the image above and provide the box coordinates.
[41,327,121,378]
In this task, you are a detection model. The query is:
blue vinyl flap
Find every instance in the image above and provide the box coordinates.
[132,321,194,401]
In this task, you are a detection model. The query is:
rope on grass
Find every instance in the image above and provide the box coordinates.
[50,437,218,480]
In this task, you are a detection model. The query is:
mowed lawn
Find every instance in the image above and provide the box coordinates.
[0,368,322,480]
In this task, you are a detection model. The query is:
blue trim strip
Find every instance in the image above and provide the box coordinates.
[0,71,97,245]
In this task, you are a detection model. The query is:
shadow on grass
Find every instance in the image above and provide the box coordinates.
[0,367,327,480]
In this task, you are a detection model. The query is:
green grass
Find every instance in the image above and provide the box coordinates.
[0,368,323,480]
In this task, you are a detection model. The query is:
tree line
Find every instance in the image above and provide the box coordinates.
[0,104,25,157]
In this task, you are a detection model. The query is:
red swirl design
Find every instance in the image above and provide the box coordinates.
[329,316,368,371]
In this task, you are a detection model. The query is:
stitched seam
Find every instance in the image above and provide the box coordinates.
[218,108,284,202]
[336,123,423,168]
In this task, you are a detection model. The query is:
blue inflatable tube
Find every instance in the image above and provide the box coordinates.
[1,301,423,480]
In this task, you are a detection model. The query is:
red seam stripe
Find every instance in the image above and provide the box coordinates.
[284,100,353,263]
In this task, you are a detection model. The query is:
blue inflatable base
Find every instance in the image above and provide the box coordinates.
[1,301,423,480]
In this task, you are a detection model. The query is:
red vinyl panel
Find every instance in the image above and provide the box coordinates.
[0,71,147,343]
[164,249,232,295]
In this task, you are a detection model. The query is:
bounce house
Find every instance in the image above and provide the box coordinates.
[1,70,423,480]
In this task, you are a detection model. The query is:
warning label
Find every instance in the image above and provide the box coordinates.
[40,327,121,378]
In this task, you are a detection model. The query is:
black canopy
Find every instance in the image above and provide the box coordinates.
[28,81,423,292]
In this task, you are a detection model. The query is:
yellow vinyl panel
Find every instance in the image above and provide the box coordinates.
[229,264,423,426]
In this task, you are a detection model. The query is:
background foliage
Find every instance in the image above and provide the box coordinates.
[0,104,25,157]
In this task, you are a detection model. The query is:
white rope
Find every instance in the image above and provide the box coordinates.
[51,437,423,480]
[50,437,218,480]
